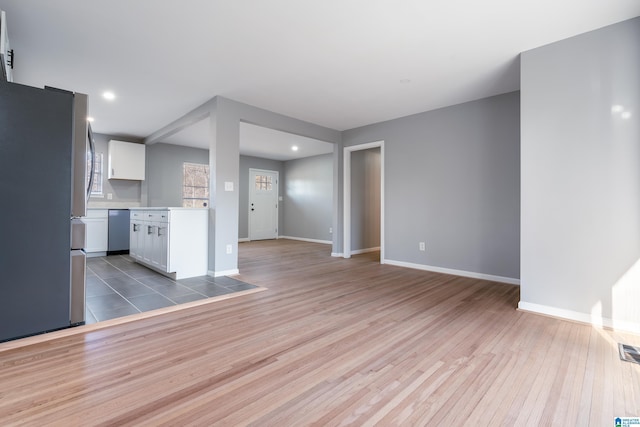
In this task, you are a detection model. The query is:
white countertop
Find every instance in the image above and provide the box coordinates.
[88,207,130,210]
[88,202,141,209]
[89,206,208,211]
[129,207,209,211]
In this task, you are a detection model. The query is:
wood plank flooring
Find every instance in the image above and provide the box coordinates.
[0,239,639,425]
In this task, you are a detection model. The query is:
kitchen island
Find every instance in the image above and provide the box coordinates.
[129,207,208,279]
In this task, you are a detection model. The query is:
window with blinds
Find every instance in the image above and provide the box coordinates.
[87,151,103,196]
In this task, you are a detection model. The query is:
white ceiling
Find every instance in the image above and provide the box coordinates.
[163,120,334,161]
[1,0,639,143]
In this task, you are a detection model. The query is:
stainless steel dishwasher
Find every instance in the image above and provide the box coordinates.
[108,209,131,255]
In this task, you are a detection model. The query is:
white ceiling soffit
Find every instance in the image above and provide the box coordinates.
[161,120,333,161]
[160,119,211,150]
[1,1,639,139]
[240,122,333,161]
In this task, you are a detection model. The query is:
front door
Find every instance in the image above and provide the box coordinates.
[249,169,279,240]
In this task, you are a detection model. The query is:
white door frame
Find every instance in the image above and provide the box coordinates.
[343,141,384,262]
[248,168,279,241]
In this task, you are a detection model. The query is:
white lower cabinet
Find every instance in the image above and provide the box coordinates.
[155,220,168,271]
[130,210,145,261]
[129,220,142,260]
[129,208,208,279]
[84,209,109,256]
[142,220,155,265]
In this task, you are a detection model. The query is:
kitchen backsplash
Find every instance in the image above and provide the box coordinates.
[88,201,142,209]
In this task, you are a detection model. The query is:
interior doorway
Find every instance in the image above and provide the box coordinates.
[343,141,384,262]
[249,168,279,240]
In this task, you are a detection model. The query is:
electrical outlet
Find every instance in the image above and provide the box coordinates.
[419,242,426,251]
[329,227,333,234]
[107,193,113,200]
[226,244,232,254]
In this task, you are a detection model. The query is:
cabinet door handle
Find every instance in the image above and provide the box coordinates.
[147,225,154,235]
[157,227,164,237]
[132,224,138,232]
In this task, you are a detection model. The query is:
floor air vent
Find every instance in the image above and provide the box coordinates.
[618,343,640,364]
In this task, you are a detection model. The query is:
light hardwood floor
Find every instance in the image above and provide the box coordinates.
[1,239,638,425]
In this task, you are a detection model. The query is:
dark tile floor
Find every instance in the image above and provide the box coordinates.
[85,255,258,324]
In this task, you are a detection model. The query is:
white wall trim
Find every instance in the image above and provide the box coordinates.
[518,301,640,335]
[279,236,332,245]
[343,141,384,262]
[383,258,520,285]
[238,237,250,243]
[350,246,381,255]
[87,252,107,258]
[331,252,343,257]
[208,268,240,277]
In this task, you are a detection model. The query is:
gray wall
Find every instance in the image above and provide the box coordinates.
[343,91,520,280]
[88,133,143,207]
[351,147,381,251]
[145,142,209,207]
[520,17,640,329]
[239,155,285,239]
[283,153,333,242]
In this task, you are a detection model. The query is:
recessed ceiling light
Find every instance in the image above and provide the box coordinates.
[102,91,116,101]
[291,145,299,151]
[621,111,632,119]
[611,105,624,113]
[87,117,95,122]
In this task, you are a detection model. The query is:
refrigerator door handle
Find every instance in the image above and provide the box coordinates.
[86,123,95,201]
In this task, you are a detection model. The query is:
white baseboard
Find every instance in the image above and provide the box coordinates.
[208,269,240,278]
[331,252,343,257]
[350,246,380,255]
[87,252,107,258]
[382,259,520,286]
[279,236,332,245]
[238,237,250,243]
[517,301,640,335]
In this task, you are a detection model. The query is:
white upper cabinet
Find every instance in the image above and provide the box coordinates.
[108,140,146,180]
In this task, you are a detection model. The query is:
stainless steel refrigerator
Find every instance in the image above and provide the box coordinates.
[0,80,93,342]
